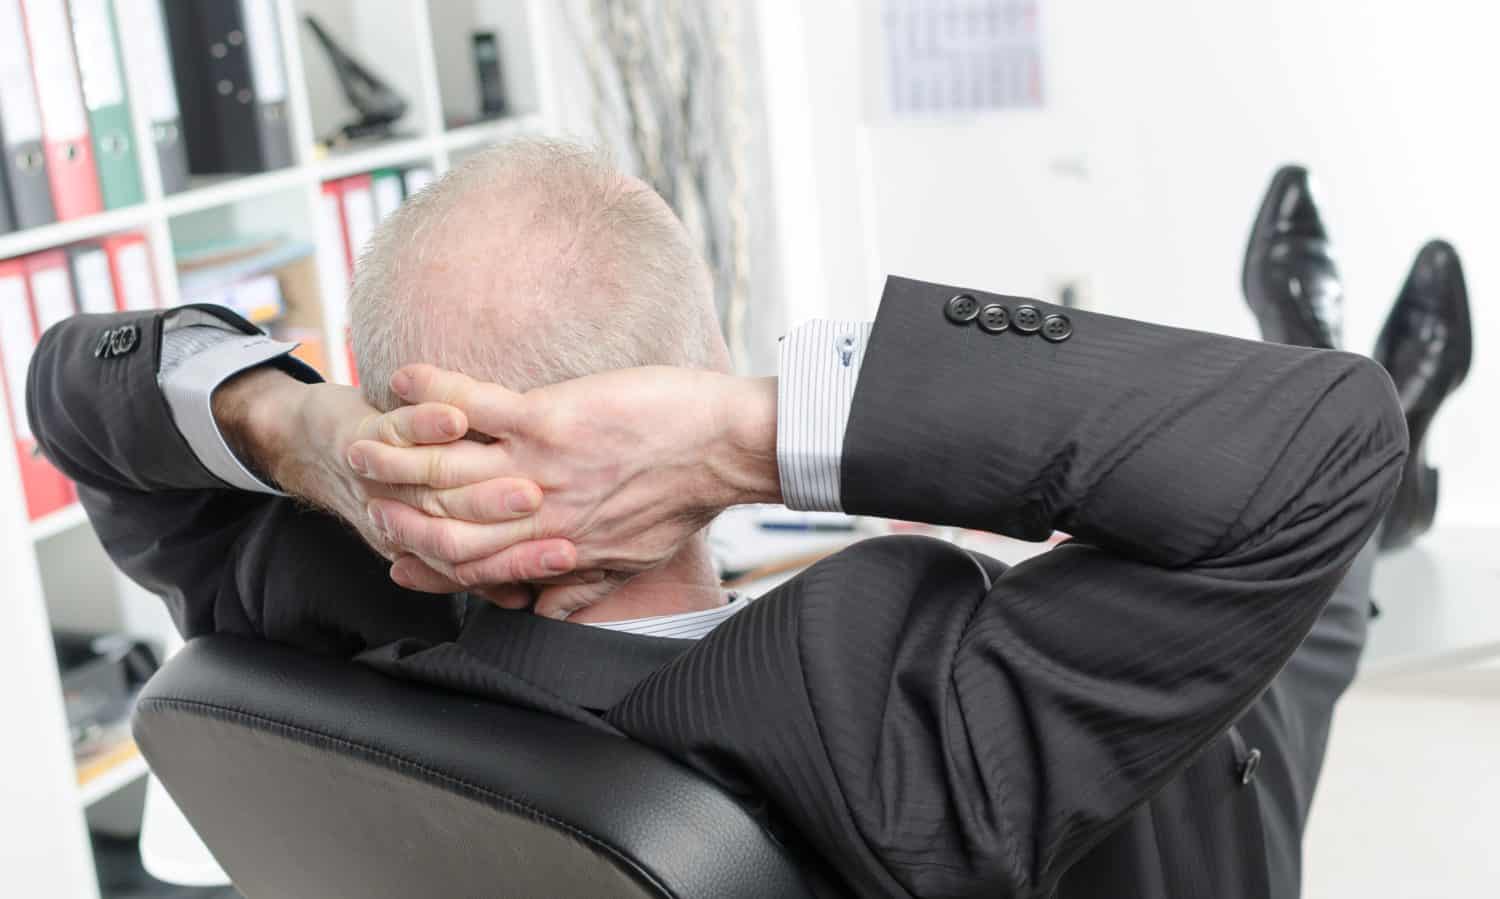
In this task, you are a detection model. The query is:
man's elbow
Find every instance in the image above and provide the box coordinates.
[1329,352,1409,495]
[1216,352,1407,574]
[1287,352,1409,560]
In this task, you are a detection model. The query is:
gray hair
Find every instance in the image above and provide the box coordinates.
[349,137,727,411]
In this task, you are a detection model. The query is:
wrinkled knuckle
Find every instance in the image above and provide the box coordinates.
[377,414,403,446]
[421,489,450,518]
[424,451,446,488]
[503,554,530,583]
[450,565,482,590]
[381,520,407,549]
[419,522,450,558]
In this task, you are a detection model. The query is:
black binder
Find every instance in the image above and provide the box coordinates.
[163,0,293,175]
[0,0,57,228]
[0,166,12,234]
[136,0,191,193]
[474,32,509,118]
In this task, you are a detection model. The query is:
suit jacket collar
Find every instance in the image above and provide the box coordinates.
[454,601,695,712]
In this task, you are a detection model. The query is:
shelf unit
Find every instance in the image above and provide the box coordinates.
[76,742,148,809]
[1,2,567,896]
[29,503,92,543]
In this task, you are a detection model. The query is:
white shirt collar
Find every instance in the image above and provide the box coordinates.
[583,593,747,640]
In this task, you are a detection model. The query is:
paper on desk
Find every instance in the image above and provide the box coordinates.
[709,506,874,577]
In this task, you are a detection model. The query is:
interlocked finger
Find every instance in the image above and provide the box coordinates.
[392,365,528,436]
[378,478,541,523]
[367,497,545,567]
[349,438,511,488]
[353,401,467,447]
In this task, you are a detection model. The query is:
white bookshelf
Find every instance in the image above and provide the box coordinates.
[27,503,90,542]
[76,747,150,809]
[0,1,566,895]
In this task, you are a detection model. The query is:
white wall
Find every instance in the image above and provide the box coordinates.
[766,0,1499,526]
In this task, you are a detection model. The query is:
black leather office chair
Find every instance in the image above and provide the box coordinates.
[132,636,843,898]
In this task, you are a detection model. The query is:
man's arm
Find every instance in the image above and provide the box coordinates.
[354,276,1407,895]
[25,306,544,649]
[629,279,1407,896]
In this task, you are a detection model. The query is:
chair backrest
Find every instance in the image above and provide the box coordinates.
[133,636,839,899]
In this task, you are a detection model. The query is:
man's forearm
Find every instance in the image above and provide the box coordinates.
[212,364,510,567]
[210,365,305,492]
[208,366,374,533]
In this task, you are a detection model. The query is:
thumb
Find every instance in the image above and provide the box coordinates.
[533,575,629,621]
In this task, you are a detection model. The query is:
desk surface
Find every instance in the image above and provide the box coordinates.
[1362,527,1500,678]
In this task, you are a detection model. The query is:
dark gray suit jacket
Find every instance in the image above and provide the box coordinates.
[29,276,1406,898]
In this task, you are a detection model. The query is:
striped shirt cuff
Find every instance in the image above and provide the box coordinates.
[776,319,873,511]
[158,319,312,495]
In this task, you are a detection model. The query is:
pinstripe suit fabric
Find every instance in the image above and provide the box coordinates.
[28,278,1405,898]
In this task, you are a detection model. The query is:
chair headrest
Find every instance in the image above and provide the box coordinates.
[134,635,836,898]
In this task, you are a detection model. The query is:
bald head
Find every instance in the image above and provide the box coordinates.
[349,138,729,411]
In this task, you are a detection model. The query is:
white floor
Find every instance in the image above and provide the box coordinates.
[1304,667,1500,898]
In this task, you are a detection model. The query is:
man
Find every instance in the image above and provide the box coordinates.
[28,139,1407,898]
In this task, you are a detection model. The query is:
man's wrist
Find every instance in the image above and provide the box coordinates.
[709,375,781,508]
[211,366,305,491]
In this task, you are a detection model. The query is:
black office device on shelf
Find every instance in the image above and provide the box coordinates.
[54,631,159,756]
[162,0,294,176]
[0,159,13,235]
[304,14,409,143]
[474,31,509,118]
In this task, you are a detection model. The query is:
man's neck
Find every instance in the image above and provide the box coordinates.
[566,531,725,624]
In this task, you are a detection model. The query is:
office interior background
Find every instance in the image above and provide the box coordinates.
[1,1,1494,896]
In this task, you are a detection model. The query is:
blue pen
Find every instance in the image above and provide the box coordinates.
[759,522,857,533]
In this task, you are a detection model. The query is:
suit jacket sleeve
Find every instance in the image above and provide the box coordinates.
[26,308,461,652]
[610,277,1407,897]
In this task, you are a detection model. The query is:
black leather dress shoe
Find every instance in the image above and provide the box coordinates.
[1242,165,1343,349]
[1374,240,1472,550]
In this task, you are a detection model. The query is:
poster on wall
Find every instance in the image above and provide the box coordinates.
[881,0,1044,115]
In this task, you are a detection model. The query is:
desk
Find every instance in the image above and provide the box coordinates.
[1361,527,1500,679]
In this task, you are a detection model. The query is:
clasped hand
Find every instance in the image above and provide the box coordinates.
[344,365,778,619]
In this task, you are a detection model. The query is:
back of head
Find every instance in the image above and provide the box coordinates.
[350,138,729,410]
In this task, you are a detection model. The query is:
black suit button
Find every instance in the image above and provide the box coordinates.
[1013,304,1043,333]
[976,303,1009,333]
[1239,748,1262,786]
[945,293,980,324]
[95,325,141,359]
[1040,313,1073,342]
[110,324,139,356]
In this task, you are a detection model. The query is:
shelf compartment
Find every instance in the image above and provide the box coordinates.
[31,503,90,542]
[0,206,154,262]
[162,169,311,219]
[77,739,148,808]
[314,136,438,181]
[441,113,545,154]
